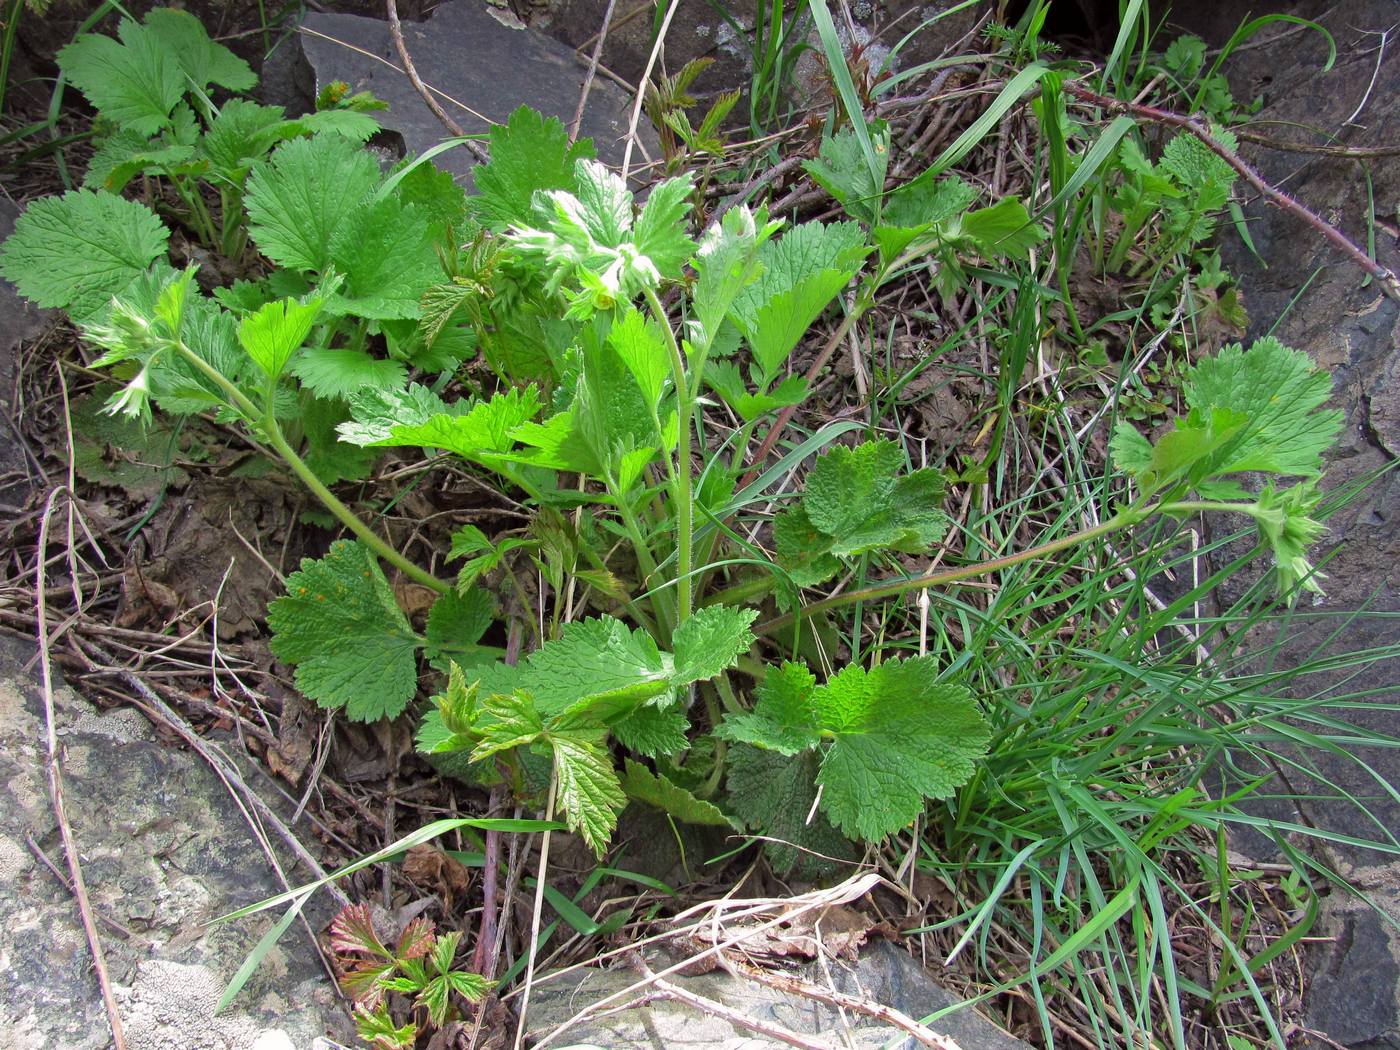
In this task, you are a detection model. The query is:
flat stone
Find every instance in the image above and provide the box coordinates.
[1306,898,1400,1049]
[296,1,651,179]
[0,633,351,1048]
[1166,1,1400,1044]
[524,940,1032,1050]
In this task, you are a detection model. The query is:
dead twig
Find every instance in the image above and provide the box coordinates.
[372,4,490,161]
[24,829,137,940]
[1234,129,1400,159]
[524,871,885,1050]
[569,0,617,143]
[35,487,128,1050]
[1064,82,1400,303]
[619,0,679,179]
[104,656,350,909]
[631,953,837,1050]
[728,960,966,1050]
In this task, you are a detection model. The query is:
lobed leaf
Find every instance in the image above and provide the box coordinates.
[0,190,170,319]
[267,540,422,721]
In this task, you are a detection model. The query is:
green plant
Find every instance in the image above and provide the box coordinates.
[5,14,1369,1038]
[329,903,493,1048]
[643,57,741,172]
[55,8,383,258]
[4,67,1344,862]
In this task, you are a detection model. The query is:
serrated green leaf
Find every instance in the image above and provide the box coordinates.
[354,1003,416,1049]
[446,968,493,1002]
[471,690,546,760]
[671,605,756,686]
[715,660,820,755]
[804,122,889,225]
[300,394,374,485]
[611,704,689,757]
[200,99,290,181]
[291,108,383,142]
[1160,129,1236,192]
[143,8,256,95]
[607,306,670,406]
[472,105,595,230]
[954,197,1046,261]
[289,347,407,399]
[267,540,421,721]
[238,296,322,380]
[424,587,497,664]
[775,441,948,583]
[58,20,184,136]
[813,657,989,841]
[621,759,733,827]
[1251,481,1329,594]
[632,174,696,282]
[83,129,196,193]
[691,205,780,351]
[1184,336,1341,477]
[339,385,541,466]
[729,220,868,380]
[245,135,381,273]
[881,172,977,231]
[392,160,469,241]
[522,616,673,720]
[552,729,627,857]
[1113,337,1344,499]
[725,745,854,876]
[0,190,170,319]
[1108,419,1154,476]
[329,195,441,320]
[705,361,808,422]
[509,157,689,315]
[447,525,534,591]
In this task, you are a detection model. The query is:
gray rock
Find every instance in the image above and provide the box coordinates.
[524,940,1031,1049]
[1167,1,1400,1045]
[294,1,651,179]
[1306,897,1400,1050]
[0,633,351,1049]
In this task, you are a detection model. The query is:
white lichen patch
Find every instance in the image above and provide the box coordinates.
[64,706,150,743]
[0,832,31,881]
[118,959,298,1050]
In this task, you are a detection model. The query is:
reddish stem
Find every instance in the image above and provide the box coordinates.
[1064,82,1400,303]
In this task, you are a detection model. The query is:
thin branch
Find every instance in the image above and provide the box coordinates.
[35,488,128,1050]
[729,961,966,1050]
[569,0,617,143]
[1234,129,1400,159]
[620,0,680,179]
[511,771,558,1050]
[1064,82,1400,303]
[631,953,837,1050]
[108,660,350,908]
[384,0,490,162]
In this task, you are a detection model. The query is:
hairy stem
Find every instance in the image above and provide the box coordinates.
[756,515,1131,636]
[607,471,674,639]
[755,495,1266,635]
[645,285,695,624]
[171,342,448,593]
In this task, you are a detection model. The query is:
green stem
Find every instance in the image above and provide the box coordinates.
[606,472,674,640]
[754,495,1269,636]
[170,342,449,593]
[756,513,1132,636]
[645,285,695,625]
